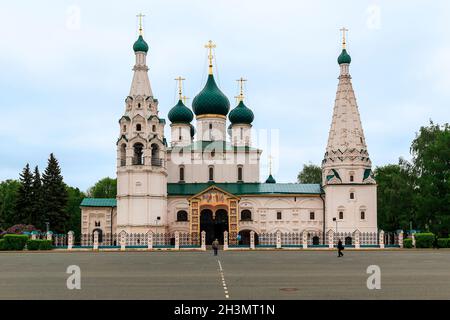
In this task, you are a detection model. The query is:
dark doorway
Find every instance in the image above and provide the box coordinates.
[200,209,228,245]
[92,228,103,243]
[238,230,259,246]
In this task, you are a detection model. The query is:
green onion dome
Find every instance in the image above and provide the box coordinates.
[190,124,196,137]
[168,100,194,124]
[229,100,254,125]
[265,174,276,184]
[192,74,230,116]
[133,35,149,53]
[338,49,351,64]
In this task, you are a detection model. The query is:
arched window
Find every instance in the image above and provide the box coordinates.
[208,166,214,181]
[241,210,252,221]
[133,143,144,165]
[179,166,185,182]
[151,144,161,166]
[136,123,142,131]
[138,103,141,108]
[237,166,243,181]
[179,127,182,140]
[177,210,188,222]
[123,125,127,132]
[120,143,126,166]
[152,125,156,132]
[350,192,355,200]
[339,211,344,220]
[310,212,315,220]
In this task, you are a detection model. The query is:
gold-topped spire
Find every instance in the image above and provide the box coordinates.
[175,76,186,100]
[236,77,247,102]
[137,13,145,36]
[340,27,349,49]
[268,154,273,175]
[204,40,216,75]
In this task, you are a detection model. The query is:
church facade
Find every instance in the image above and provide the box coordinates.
[80,27,377,245]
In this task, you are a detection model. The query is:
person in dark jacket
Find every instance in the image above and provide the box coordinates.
[337,239,344,257]
[212,239,219,256]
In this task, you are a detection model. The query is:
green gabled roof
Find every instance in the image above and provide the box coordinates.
[363,168,374,180]
[118,115,131,123]
[80,198,116,207]
[168,140,259,152]
[167,183,322,196]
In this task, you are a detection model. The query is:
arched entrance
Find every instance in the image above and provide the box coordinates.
[238,230,259,246]
[200,209,228,244]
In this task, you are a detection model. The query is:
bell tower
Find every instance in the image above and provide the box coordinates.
[322,28,377,233]
[116,14,168,233]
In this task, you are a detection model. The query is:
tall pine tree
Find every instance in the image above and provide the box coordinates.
[42,154,68,233]
[31,166,44,229]
[15,164,34,225]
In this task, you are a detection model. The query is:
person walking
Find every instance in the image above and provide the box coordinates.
[337,239,344,257]
[212,238,219,256]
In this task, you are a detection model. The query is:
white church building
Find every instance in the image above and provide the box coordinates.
[80,25,377,246]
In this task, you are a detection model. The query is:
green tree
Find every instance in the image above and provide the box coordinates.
[65,185,85,235]
[297,163,322,184]
[374,161,416,232]
[31,166,44,229]
[14,164,34,225]
[0,180,20,229]
[42,153,68,233]
[88,177,117,198]
[410,121,450,236]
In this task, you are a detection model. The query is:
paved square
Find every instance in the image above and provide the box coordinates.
[0,250,449,299]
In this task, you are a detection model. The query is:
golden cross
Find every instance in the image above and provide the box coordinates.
[137,13,145,35]
[182,95,190,104]
[204,40,216,74]
[236,77,247,101]
[175,76,185,100]
[340,27,349,49]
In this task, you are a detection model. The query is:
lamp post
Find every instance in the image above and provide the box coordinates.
[45,222,50,234]
[333,217,338,233]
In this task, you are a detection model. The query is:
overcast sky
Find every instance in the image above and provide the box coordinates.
[0,0,449,191]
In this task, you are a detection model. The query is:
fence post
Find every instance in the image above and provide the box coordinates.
[201,231,206,251]
[302,231,308,249]
[398,230,404,248]
[354,230,360,249]
[147,232,153,250]
[175,231,180,250]
[250,231,255,249]
[120,231,127,251]
[46,231,53,241]
[68,231,74,250]
[412,233,416,248]
[379,230,385,249]
[223,231,229,250]
[328,230,334,249]
[276,231,281,249]
[93,230,99,250]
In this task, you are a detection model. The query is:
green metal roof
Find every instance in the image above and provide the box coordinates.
[168,99,194,124]
[133,35,149,53]
[229,100,254,125]
[168,183,322,196]
[338,49,351,65]
[80,198,117,207]
[192,74,230,116]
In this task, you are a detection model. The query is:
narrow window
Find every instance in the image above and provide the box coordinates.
[209,123,213,140]
[240,127,243,140]
[350,192,355,200]
[138,103,141,108]
[360,211,365,220]
[209,167,214,181]
[123,125,127,132]
[339,211,344,220]
[179,167,185,182]
[350,175,354,182]
[136,123,142,131]
[310,212,315,220]
[237,166,243,181]
[179,127,182,140]
[152,125,156,132]
[277,211,282,220]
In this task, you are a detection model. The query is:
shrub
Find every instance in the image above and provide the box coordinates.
[26,239,53,251]
[437,238,450,248]
[0,239,5,250]
[6,224,39,234]
[415,233,435,248]
[39,240,53,250]
[3,234,29,250]
[403,238,413,248]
